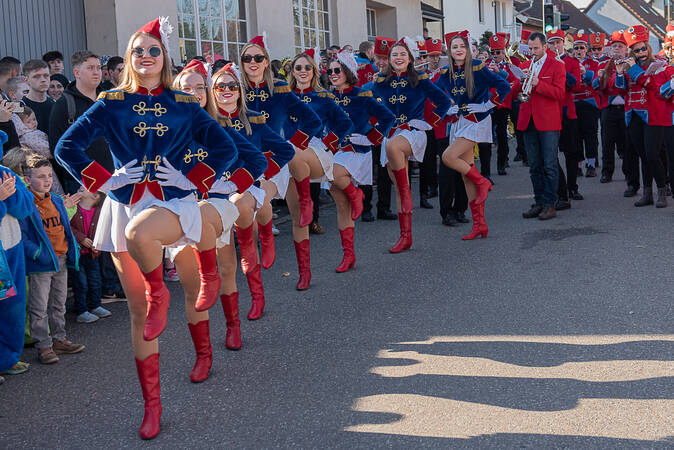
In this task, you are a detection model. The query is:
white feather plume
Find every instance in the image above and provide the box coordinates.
[229,63,242,81]
[204,62,213,89]
[336,50,358,76]
[158,16,174,57]
[403,36,420,59]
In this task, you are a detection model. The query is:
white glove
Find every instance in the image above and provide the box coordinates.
[210,177,237,195]
[447,105,459,116]
[98,159,144,193]
[466,100,495,114]
[155,157,197,191]
[349,133,374,146]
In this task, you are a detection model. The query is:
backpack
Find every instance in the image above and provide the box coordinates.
[62,91,77,125]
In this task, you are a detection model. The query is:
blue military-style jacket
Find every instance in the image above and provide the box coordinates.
[244,79,322,150]
[54,86,238,204]
[435,61,511,123]
[219,109,294,180]
[283,88,353,154]
[331,85,395,153]
[371,70,451,134]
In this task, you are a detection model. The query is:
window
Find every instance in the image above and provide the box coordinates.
[494,0,501,31]
[177,0,248,65]
[478,0,484,24]
[292,0,331,55]
[366,8,377,41]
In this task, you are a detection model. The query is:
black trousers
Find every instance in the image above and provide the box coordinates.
[420,130,439,198]
[558,115,581,198]
[601,105,626,178]
[623,120,641,189]
[438,138,468,218]
[492,107,510,170]
[310,182,321,221]
[478,142,492,176]
[362,144,392,213]
[627,116,666,189]
[511,100,527,161]
[665,127,674,189]
[575,101,599,164]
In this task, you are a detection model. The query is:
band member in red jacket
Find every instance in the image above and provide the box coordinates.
[572,31,600,177]
[547,28,583,208]
[518,32,566,220]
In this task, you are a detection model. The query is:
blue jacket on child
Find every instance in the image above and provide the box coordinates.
[19,193,79,274]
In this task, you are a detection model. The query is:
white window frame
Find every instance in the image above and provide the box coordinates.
[176,0,249,64]
[293,0,332,55]
[478,0,485,24]
[367,8,377,41]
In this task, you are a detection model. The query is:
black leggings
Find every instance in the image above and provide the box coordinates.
[627,116,666,189]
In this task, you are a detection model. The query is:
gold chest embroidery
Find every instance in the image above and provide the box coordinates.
[183,148,209,164]
[133,101,167,117]
[133,122,168,137]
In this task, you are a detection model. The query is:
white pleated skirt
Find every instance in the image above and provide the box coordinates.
[450,115,493,145]
[270,165,291,200]
[380,128,427,167]
[308,136,334,183]
[93,190,202,253]
[334,150,373,185]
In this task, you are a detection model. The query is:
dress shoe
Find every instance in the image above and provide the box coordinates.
[634,188,653,207]
[427,187,438,198]
[600,174,612,183]
[555,200,571,210]
[455,211,470,223]
[656,187,668,208]
[538,206,556,220]
[377,210,397,220]
[623,186,639,197]
[497,167,507,175]
[523,204,543,219]
[442,213,458,226]
[361,210,375,222]
[585,166,597,177]
[513,153,522,162]
[309,221,324,234]
[419,197,433,209]
[569,189,584,200]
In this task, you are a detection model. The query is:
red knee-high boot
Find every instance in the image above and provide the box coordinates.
[135,353,161,440]
[220,292,241,350]
[141,265,170,341]
[187,320,213,382]
[343,183,364,220]
[194,248,222,312]
[235,225,259,274]
[392,168,413,213]
[295,177,314,227]
[462,201,488,240]
[336,227,356,273]
[389,213,412,253]
[464,164,493,205]
[294,239,311,290]
[258,220,276,269]
[245,265,266,320]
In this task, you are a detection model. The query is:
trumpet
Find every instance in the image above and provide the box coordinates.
[518,68,535,102]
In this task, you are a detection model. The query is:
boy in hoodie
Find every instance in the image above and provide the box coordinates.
[20,154,82,364]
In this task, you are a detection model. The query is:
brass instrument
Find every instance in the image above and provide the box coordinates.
[518,57,544,102]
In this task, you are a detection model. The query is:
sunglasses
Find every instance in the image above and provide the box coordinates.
[591,47,603,51]
[633,46,648,54]
[490,50,502,55]
[326,67,341,75]
[294,64,313,72]
[131,46,162,58]
[214,82,239,92]
[241,54,266,63]
[573,46,586,51]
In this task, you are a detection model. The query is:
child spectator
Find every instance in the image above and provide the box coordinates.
[19,154,82,364]
[12,107,64,194]
[69,186,111,323]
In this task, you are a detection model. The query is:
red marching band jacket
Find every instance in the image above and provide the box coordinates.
[516,50,567,132]
[561,54,582,119]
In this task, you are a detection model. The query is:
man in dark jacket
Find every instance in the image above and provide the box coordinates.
[48,50,112,195]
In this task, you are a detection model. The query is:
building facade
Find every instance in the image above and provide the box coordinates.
[443,0,516,43]
[584,0,667,50]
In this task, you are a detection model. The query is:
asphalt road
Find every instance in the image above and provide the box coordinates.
[2,157,673,449]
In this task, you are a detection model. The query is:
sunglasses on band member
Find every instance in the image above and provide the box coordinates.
[573,46,586,51]
[294,64,313,72]
[131,46,162,58]
[633,46,648,54]
[591,47,603,51]
[326,67,341,75]
[490,50,502,55]
[213,82,239,92]
[241,54,266,63]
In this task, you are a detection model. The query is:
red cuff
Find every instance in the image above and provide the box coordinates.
[186,162,216,194]
[229,168,255,193]
[321,132,339,153]
[289,130,310,150]
[369,116,378,126]
[366,127,384,146]
[428,111,441,127]
[263,152,281,179]
[489,92,502,106]
[81,161,112,193]
[341,144,356,153]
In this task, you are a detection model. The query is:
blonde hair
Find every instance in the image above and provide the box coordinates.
[172,69,217,118]
[240,43,275,96]
[211,69,252,135]
[288,53,324,92]
[2,146,34,175]
[116,32,174,93]
[447,35,475,98]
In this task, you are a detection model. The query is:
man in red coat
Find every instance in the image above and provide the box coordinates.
[517,32,566,220]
